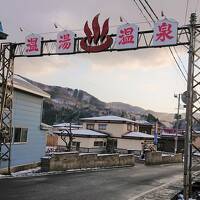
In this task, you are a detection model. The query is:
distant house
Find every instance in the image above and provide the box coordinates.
[0,75,50,170]
[134,120,153,135]
[81,115,154,153]
[55,129,108,153]
[52,123,107,153]
[157,129,184,153]
[53,115,154,154]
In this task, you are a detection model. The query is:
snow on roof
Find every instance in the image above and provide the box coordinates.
[13,75,50,98]
[123,131,154,139]
[53,123,82,128]
[53,129,108,137]
[81,115,135,123]
[160,132,183,137]
[40,123,52,131]
[134,120,152,126]
[193,130,200,134]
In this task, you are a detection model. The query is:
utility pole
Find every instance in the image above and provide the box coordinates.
[174,94,181,154]
[184,13,196,200]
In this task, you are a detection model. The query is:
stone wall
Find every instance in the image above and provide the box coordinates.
[41,152,135,172]
[162,153,183,164]
[145,151,183,165]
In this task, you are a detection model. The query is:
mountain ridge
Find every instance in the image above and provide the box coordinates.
[19,75,175,125]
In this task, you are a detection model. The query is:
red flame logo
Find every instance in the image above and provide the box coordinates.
[80,14,113,52]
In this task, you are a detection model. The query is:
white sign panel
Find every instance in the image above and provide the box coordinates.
[115,23,139,49]
[25,34,42,56]
[56,30,75,54]
[153,18,178,46]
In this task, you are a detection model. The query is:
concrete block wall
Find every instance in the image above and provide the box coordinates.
[96,154,119,168]
[119,154,135,166]
[145,152,183,165]
[145,151,162,165]
[41,152,135,172]
[50,152,79,171]
[162,153,183,164]
[79,153,97,169]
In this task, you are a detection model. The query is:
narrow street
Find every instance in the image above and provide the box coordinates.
[0,163,183,200]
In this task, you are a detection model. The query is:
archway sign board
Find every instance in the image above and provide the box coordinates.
[0,13,200,200]
[14,14,187,57]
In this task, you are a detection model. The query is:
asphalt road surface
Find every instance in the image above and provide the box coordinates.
[0,163,183,200]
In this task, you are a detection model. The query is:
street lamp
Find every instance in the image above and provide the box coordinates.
[174,93,181,154]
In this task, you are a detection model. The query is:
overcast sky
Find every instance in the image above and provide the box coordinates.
[1,0,199,113]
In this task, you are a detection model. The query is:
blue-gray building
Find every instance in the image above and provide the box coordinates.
[0,75,50,169]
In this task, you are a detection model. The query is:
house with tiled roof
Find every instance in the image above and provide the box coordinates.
[80,115,154,153]
[53,115,155,154]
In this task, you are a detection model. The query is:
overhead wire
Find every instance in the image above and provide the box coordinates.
[20,20,155,36]
[195,0,200,13]
[132,0,187,83]
[184,0,190,25]
[169,48,187,82]
[138,0,155,22]
[172,47,188,74]
[143,0,159,20]
[132,0,152,27]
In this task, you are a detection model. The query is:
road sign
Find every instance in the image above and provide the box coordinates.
[181,90,198,104]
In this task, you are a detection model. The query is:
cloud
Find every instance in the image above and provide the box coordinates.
[3,0,188,75]
[14,56,70,77]
[83,48,184,72]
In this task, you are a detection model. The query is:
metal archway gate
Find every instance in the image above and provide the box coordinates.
[0,13,199,200]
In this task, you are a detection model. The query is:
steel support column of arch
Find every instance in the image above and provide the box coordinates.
[184,13,200,199]
[0,43,14,174]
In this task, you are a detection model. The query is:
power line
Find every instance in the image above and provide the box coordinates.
[132,0,187,83]
[173,46,188,74]
[143,0,159,20]
[132,0,152,27]
[169,47,187,82]
[138,0,155,22]
[184,0,190,25]
[195,0,199,14]
[20,20,156,36]
[195,0,200,13]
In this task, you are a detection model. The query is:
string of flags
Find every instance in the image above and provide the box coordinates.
[24,14,178,56]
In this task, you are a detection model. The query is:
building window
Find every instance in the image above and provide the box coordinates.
[98,124,107,130]
[134,125,138,132]
[86,124,94,130]
[72,141,80,150]
[94,141,104,147]
[72,141,80,146]
[14,128,28,143]
[127,124,132,132]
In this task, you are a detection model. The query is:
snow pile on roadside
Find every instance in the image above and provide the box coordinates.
[11,167,41,177]
[0,166,114,179]
[177,193,197,200]
[0,174,7,179]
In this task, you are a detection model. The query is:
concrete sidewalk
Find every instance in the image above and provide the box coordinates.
[130,176,182,200]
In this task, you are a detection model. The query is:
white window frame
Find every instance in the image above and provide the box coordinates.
[98,124,107,131]
[86,123,95,130]
[94,141,104,147]
[13,127,28,144]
